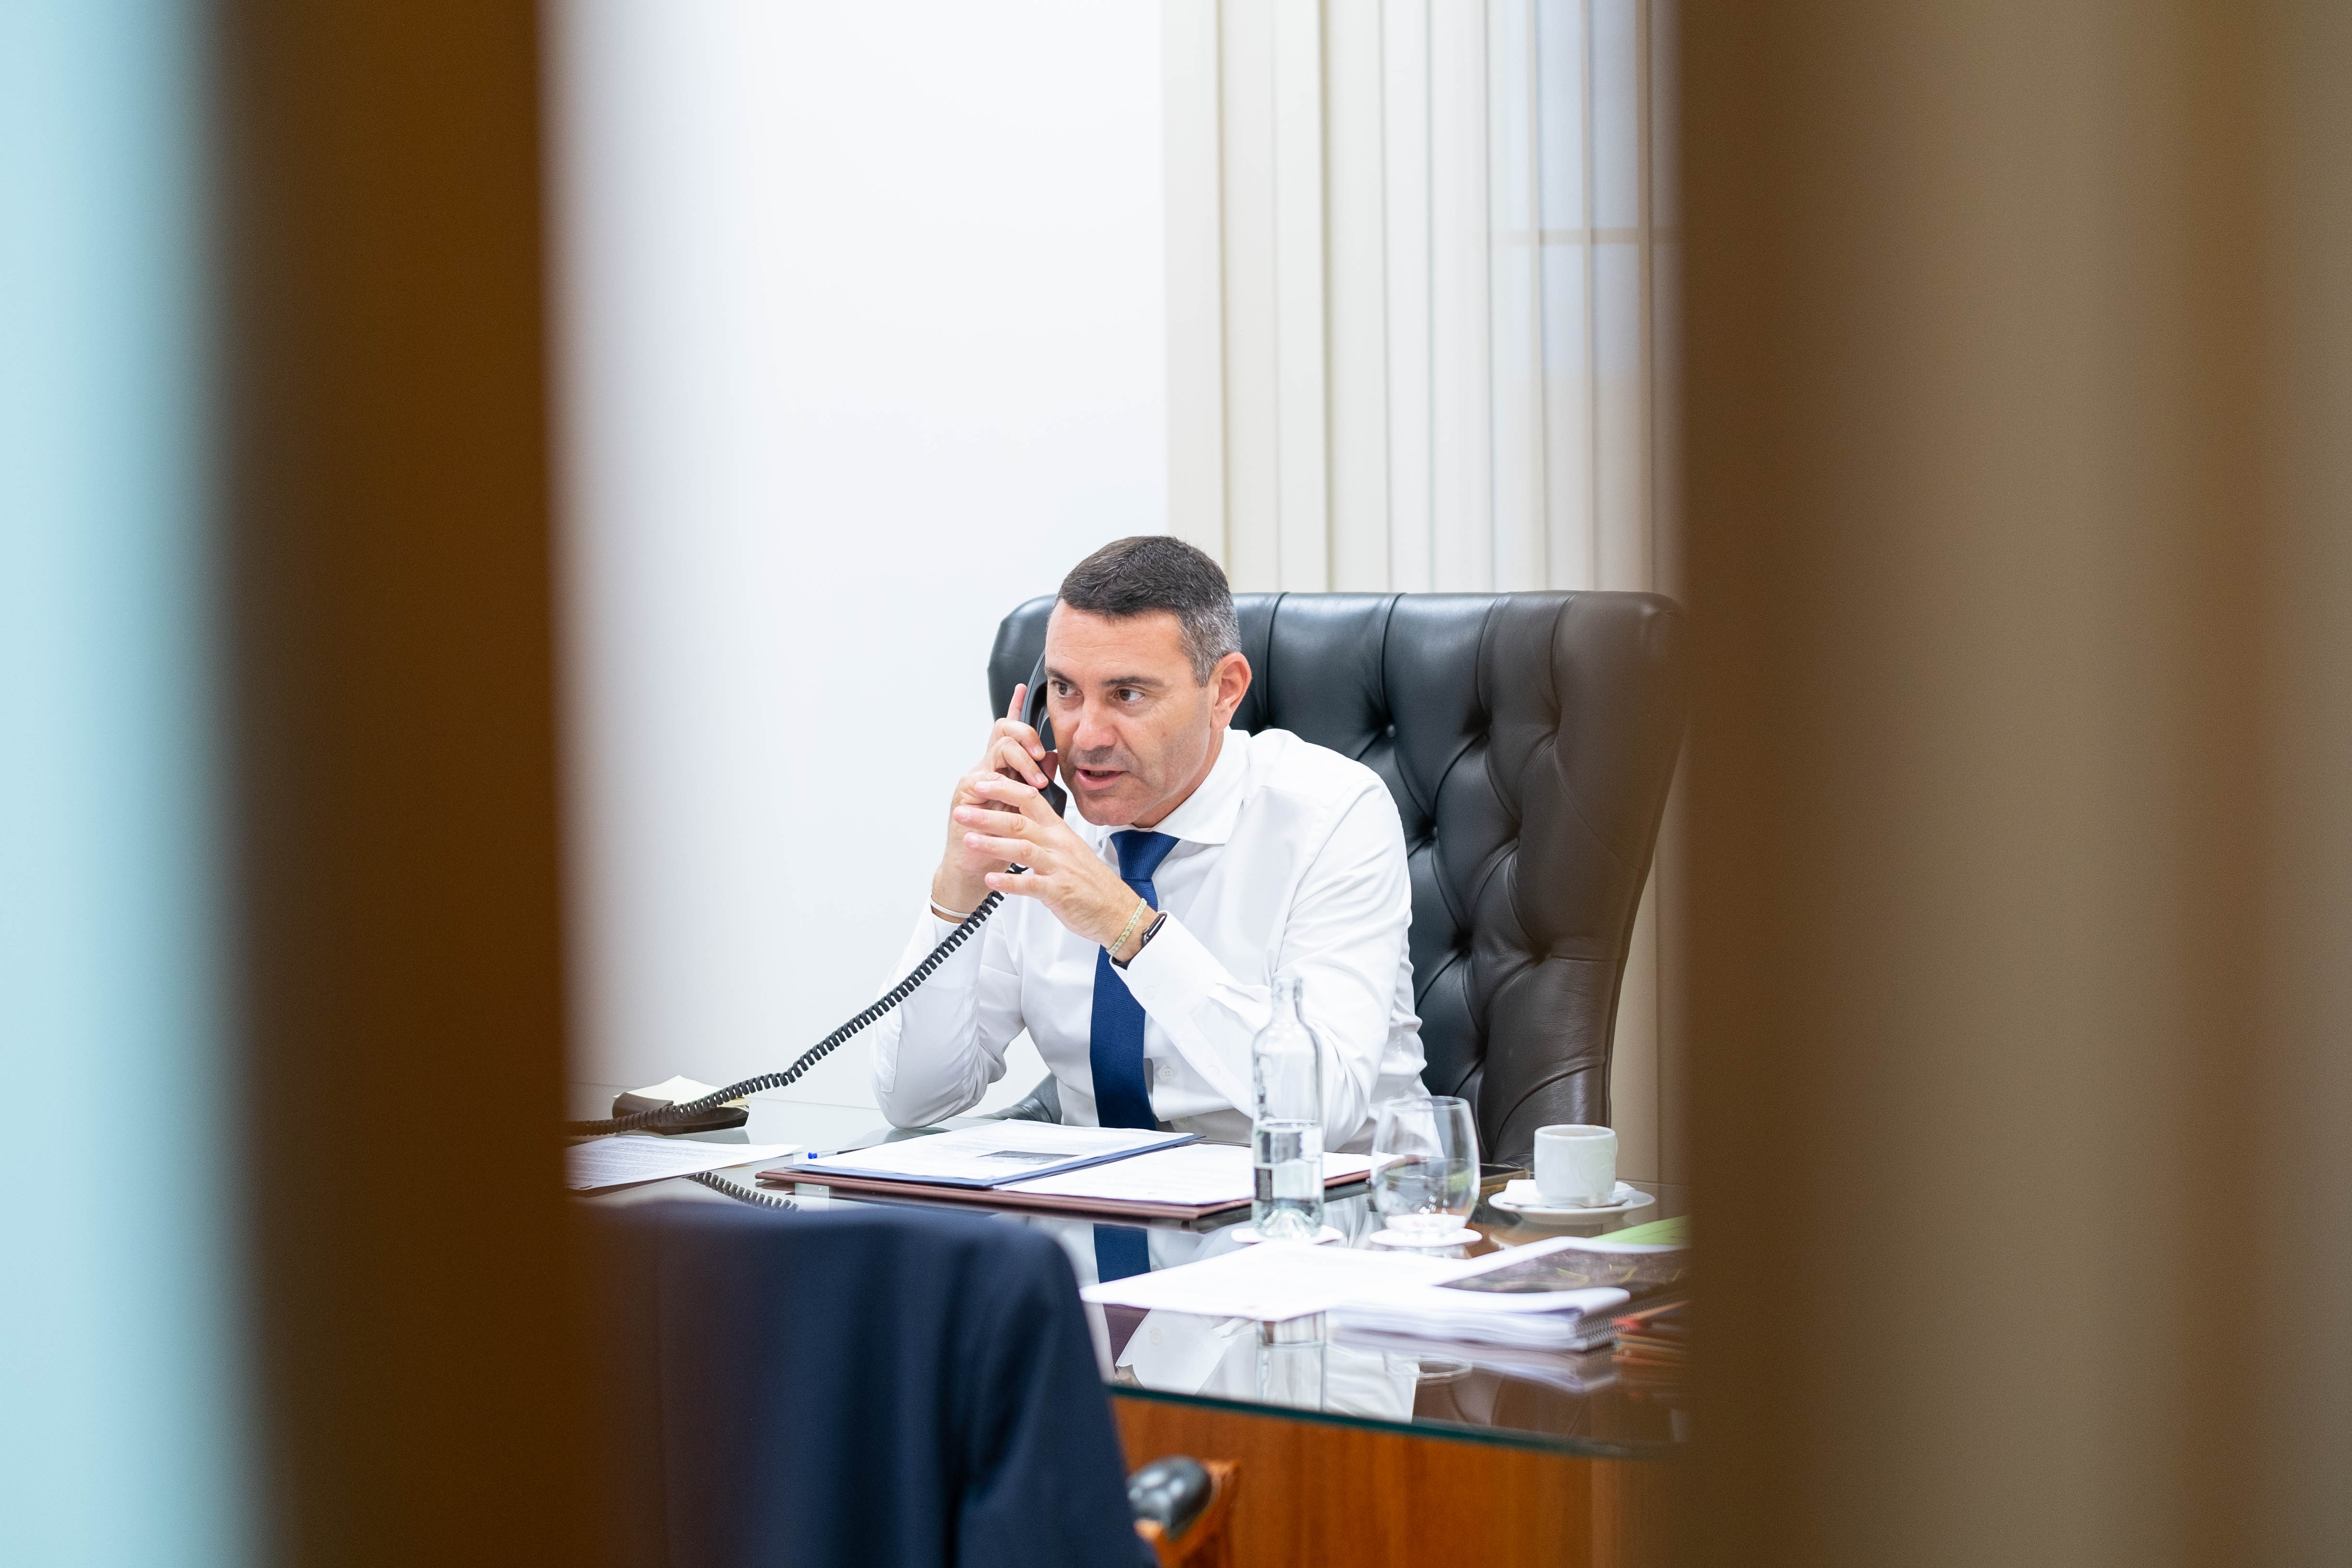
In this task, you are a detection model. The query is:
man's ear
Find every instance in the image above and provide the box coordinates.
[1210,651,1252,727]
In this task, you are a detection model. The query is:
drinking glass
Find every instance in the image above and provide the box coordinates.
[1370,1095,1480,1241]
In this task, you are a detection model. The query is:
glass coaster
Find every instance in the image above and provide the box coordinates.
[1229,1224,1345,1245]
[1368,1225,1480,1248]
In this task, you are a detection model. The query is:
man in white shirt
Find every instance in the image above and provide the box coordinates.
[871,536,1426,1152]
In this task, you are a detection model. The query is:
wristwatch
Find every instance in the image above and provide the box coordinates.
[1112,911,1167,970]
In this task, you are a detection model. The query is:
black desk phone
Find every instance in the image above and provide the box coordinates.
[569,669,1061,1137]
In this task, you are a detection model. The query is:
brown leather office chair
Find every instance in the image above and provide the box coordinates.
[988,590,1688,1166]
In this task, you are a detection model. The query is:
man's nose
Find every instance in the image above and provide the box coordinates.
[1069,698,1121,755]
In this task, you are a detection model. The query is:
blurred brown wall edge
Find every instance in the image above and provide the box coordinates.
[1680,3,2352,1567]
[217,5,594,1565]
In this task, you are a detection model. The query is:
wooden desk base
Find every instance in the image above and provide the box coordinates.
[1114,1393,1678,1568]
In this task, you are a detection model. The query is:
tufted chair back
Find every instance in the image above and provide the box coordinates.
[989,590,1687,1166]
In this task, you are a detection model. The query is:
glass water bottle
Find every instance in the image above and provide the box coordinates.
[1250,975,1326,1239]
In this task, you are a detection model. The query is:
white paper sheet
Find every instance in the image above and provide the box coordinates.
[564,1136,802,1192]
[1119,1314,1415,1418]
[1006,1143,1373,1206]
[799,1123,1192,1187]
[1116,1310,1253,1392]
[1081,1238,1456,1321]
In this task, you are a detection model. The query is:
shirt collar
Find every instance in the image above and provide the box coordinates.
[1074,727,1250,849]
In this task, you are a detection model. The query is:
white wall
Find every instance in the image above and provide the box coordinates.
[548,0,1165,1114]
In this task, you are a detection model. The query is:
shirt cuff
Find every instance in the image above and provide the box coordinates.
[1117,915,1256,1114]
[1115,912,1221,1020]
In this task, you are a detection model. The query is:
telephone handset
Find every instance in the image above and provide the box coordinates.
[1025,671,1068,818]
[566,658,1064,1138]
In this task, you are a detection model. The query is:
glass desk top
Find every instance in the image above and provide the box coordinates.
[571,1095,1690,1461]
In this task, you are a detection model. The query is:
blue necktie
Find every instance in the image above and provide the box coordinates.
[1089,829,1177,1129]
[1093,1224,1151,1283]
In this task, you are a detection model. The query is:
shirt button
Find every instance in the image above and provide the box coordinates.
[1156,1062,1174,1084]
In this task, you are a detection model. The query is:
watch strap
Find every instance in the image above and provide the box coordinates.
[1112,911,1168,970]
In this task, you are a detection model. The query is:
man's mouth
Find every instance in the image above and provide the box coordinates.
[1071,766,1126,790]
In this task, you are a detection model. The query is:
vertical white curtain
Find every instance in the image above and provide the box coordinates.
[1164,0,1681,1193]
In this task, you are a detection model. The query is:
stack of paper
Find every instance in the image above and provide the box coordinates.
[1331,1281,1628,1350]
[1081,1237,1458,1321]
[1332,1237,1666,1350]
[1082,1234,1643,1351]
[564,1135,802,1192]
[1327,1336,1622,1396]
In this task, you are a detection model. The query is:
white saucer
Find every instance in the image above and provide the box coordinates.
[1368,1225,1481,1248]
[1491,1180,1654,1219]
[1229,1223,1345,1246]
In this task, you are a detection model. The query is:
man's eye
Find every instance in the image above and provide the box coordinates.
[1116,688,1142,703]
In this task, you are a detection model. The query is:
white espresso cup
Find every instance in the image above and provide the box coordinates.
[1533,1124,1618,1206]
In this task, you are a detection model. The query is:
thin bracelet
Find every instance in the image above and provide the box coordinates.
[1107,896,1151,958]
[1113,911,1166,971]
[930,899,975,923]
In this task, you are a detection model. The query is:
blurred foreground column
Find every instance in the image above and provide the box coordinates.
[220,6,588,1565]
[1,4,244,1563]
[1681,4,2352,1565]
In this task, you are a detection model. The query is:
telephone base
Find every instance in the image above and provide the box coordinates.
[610,1091,750,1135]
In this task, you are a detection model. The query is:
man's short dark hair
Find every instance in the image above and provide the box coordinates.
[1057,536,1241,684]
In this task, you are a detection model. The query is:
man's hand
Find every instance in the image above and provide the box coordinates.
[953,774,1152,957]
[931,683,1061,917]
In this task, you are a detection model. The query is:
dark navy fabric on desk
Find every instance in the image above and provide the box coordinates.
[586,1200,1150,1568]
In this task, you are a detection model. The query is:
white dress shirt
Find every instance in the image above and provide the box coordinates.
[870,726,1427,1152]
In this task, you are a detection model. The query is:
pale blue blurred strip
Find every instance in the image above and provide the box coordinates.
[0,3,247,1566]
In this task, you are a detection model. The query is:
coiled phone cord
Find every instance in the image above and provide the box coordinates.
[686,1170,798,1210]
[563,877,1013,1138]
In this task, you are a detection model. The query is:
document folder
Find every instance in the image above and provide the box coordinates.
[760,1141,1373,1221]
[791,1123,1196,1189]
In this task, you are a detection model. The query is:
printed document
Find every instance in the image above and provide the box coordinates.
[564,1136,803,1193]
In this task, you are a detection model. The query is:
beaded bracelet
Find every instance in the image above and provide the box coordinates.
[1107,896,1152,959]
[1113,911,1167,971]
